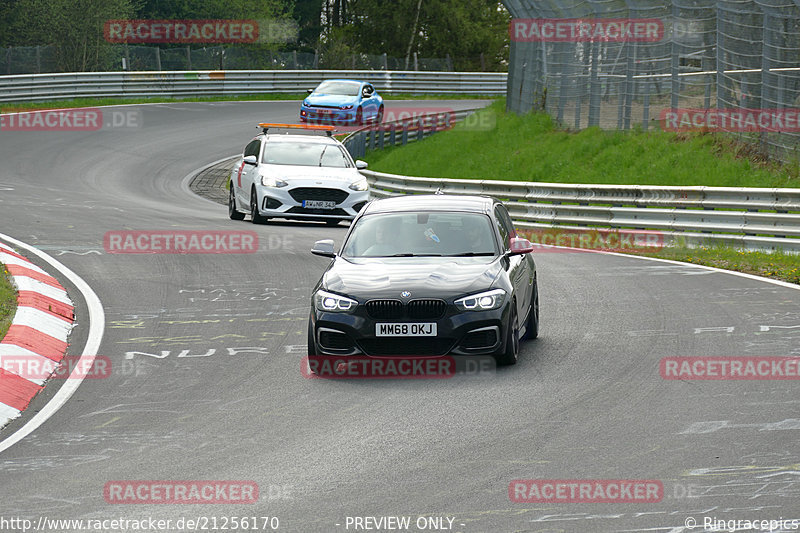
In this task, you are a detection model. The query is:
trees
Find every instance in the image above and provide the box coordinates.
[0,0,510,71]
[11,0,137,71]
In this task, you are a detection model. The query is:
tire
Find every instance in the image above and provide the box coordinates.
[307,314,317,356]
[376,105,384,123]
[228,186,245,220]
[495,305,519,366]
[522,276,539,340]
[250,189,269,224]
[306,315,317,375]
[355,107,363,125]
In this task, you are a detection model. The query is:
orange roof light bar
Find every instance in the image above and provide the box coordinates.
[258,123,335,136]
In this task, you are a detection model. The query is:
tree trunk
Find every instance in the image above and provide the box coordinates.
[404,0,423,70]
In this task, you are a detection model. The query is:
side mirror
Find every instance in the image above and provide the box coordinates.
[307,88,314,94]
[311,239,336,258]
[355,160,368,170]
[508,237,534,256]
[243,155,257,166]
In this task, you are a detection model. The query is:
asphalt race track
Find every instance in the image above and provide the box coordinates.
[1,100,799,533]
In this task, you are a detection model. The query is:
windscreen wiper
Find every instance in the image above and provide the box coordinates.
[388,253,443,257]
[448,252,496,256]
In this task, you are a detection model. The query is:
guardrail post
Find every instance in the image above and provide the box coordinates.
[6,47,11,75]
[417,119,424,142]
[377,127,384,150]
[186,46,192,70]
[402,123,409,145]
[389,126,396,146]
[35,45,40,74]
[642,81,650,131]
[382,53,388,70]
[293,50,298,69]
[155,46,162,71]
[358,132,366,158]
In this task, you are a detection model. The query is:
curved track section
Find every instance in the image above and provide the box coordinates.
[0,101,798,532]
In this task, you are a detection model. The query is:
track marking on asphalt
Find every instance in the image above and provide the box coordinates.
[0,233,105,455]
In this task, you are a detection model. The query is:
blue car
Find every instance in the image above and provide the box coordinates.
[300,79,384,126]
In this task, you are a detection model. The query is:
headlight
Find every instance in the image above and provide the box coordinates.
[303,100,310,106]
[349,177,368,191]
[261,175,288,188]
[340,104,354,110]
[455,289,506,311]
[315,290,358,313]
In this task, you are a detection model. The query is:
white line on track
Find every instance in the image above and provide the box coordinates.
[0,233,105,455]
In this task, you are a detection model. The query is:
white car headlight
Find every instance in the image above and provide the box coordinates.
[261,175,288,188]
[315,290,358,313]
[349,177,368,191]
[455,288,506,311]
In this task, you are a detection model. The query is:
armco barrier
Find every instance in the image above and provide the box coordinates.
[341,108,482,159]
[0,70,507,103]
[361,170,800,253]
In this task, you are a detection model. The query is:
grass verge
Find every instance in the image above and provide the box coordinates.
[0,263,17,340]
[364,100,799,188]
[0,93,495,113]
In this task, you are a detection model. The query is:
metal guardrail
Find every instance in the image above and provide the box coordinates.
[0,70,508,103]
[341,108,482,159]
[361,171,800,252]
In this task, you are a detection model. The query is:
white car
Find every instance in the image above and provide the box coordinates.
[229,124,370,226]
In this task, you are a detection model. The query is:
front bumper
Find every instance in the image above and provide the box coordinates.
[310,302,512,357]
[255,182,370,221]
[300,106,357,124]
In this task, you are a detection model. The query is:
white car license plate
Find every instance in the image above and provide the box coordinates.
[376,323,437,337]
[303,200,336,209]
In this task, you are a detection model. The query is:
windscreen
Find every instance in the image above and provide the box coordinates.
[262,142,351,168]
[314,81,361,96]
[342,212,498,258]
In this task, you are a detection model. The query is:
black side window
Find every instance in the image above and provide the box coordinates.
[494,206,511,251]
[244,140,260,158]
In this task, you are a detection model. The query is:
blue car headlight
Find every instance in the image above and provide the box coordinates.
[303,100,310,106]
[315,290,358,313]
[455,289,506,311]
[340,104,354,110]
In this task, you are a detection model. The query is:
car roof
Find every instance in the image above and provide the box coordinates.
[362,195,496,215]
[322,79,367,85]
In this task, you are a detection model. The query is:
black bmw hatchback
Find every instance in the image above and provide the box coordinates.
[308,195,539,365]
